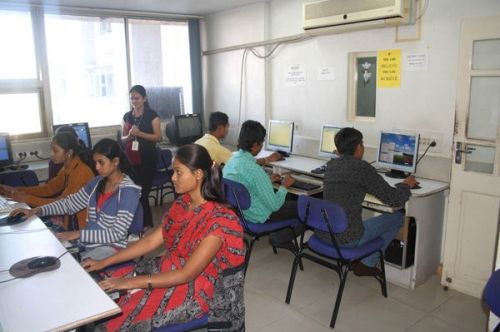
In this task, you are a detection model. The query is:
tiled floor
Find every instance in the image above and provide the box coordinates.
[150,202,489,332]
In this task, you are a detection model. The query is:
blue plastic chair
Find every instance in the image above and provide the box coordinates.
[222,178,303,275]
[285,195,388,329]
[484,269,500,332]
[149,148,175,206]
[153,316,208,332]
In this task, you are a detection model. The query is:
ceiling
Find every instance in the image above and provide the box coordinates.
[6,0,268,16]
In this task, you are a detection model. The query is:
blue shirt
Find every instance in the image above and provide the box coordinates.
[223,150,287,223]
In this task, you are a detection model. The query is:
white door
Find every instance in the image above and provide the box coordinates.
[442,16,500,298]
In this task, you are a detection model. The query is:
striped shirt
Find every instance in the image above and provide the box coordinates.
[40,175,141,249]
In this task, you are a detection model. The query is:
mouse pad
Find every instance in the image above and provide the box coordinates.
[9,256,61,278]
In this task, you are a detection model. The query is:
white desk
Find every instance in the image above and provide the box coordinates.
[0,214,120,331]
[266,154,450,289]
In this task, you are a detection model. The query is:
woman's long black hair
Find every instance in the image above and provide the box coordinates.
[92,138,136,194]
[174,144,225,203]
[129,85,151,110]
[52,132,96,175]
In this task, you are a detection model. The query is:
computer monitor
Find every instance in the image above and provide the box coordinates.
[266,120,294,157]
[0,133,13,171]
[376,130,420,178]
[165,114,203,146]
[318,124,343,158]
[52,122,92,149]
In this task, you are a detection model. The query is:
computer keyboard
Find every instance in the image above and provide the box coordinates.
[0,195,12,214]
[290,180,320,191]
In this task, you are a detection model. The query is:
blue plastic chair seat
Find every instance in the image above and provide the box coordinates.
[245,217,298,234]
[308,235,384,261]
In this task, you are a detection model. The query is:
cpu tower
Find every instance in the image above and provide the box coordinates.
[384,217,416,269]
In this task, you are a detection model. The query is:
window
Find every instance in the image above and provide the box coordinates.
[0,5,195,137]
[347,51,377,121]
[45,15,128,127]
[128,19,192,114]
[0,9,44,135]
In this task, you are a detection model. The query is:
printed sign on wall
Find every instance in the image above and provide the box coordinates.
[377,49,401,88]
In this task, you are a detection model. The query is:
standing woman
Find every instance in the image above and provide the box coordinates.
[10,139,142,260]
[121,85,161,229]
[83,144,245,331]
[0,132,95,230]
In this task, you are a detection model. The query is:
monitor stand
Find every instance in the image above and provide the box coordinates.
[385,169,408,179]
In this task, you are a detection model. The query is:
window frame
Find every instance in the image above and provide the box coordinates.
[0,3,197,141]
[347,51,378,122]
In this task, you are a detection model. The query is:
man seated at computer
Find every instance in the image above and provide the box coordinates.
[195,111,282,166]
[320,127,418,277]
[223,120,303,247]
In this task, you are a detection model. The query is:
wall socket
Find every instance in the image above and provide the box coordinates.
[419,132,442,154]
[29,150,42,158]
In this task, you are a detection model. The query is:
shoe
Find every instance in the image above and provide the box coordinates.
[353,262,382,277]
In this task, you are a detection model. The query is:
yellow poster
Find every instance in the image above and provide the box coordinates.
[377,49,401,88]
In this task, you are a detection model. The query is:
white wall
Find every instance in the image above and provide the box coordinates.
[201,0,500,182]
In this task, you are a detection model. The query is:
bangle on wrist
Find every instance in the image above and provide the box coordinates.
[148,273,153,290]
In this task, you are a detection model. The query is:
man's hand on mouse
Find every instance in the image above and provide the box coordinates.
[267,152,284,162]
[403,175,419,189]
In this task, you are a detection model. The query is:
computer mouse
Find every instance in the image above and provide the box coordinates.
[9,256,61,278]
[6,212,27,225]
[27,256,58,269]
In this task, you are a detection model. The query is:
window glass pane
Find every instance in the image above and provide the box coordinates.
[472,39,500,70]
[464,144,495,174]
[128,19,192,118]
[0,10,37,79]
[467,77,500,141]
[45,15,129,127]
[0,93,41,134]
[356,56,377,117]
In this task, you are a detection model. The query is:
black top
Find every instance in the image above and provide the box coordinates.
[123,107,159,166]
[321,155,411,244]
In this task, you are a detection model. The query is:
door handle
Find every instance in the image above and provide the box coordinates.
[455,142,475,164]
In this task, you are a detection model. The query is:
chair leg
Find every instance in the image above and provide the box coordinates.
[330,267,349,329]
[285,254,301,304]
[244,238,256,276]
[378,250,388,297]
[292,236,304,271]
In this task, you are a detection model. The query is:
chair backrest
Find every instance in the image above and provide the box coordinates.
[156,147,173,171]
[222,178,251,229]
[297,195,348,234]
[0,170,39,187]
[128,204,144,235]
[222,178,251,211]
[484,268,500,317]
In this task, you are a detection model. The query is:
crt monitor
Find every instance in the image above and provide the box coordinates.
[266,120,294,156]
[53,122,92,149]
[165,114,203,146]
[0,133,13,171]
[318,124,343,158]
[376,131,420,178]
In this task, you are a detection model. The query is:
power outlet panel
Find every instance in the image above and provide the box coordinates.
[419,132,442,154]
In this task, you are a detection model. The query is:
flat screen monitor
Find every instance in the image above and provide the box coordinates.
[0,133,13,170]
[165,114,203,146]
[376,131,420,178]
[53,122,92,149]
[319,125,343,158]
[266,120,294,156]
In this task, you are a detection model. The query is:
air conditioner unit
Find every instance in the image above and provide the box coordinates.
[303,0,415,34]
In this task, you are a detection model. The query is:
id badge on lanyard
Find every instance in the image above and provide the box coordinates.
[132,140,139,151]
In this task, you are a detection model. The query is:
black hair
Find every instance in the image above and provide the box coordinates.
[129,84,151,109]
[208,112,229,132]
[237,120,266,152]
[334,127,363,156]
[52,132,96,174]
[54,125,88,149]
[92,138,135,179]
[174,144,225,204]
